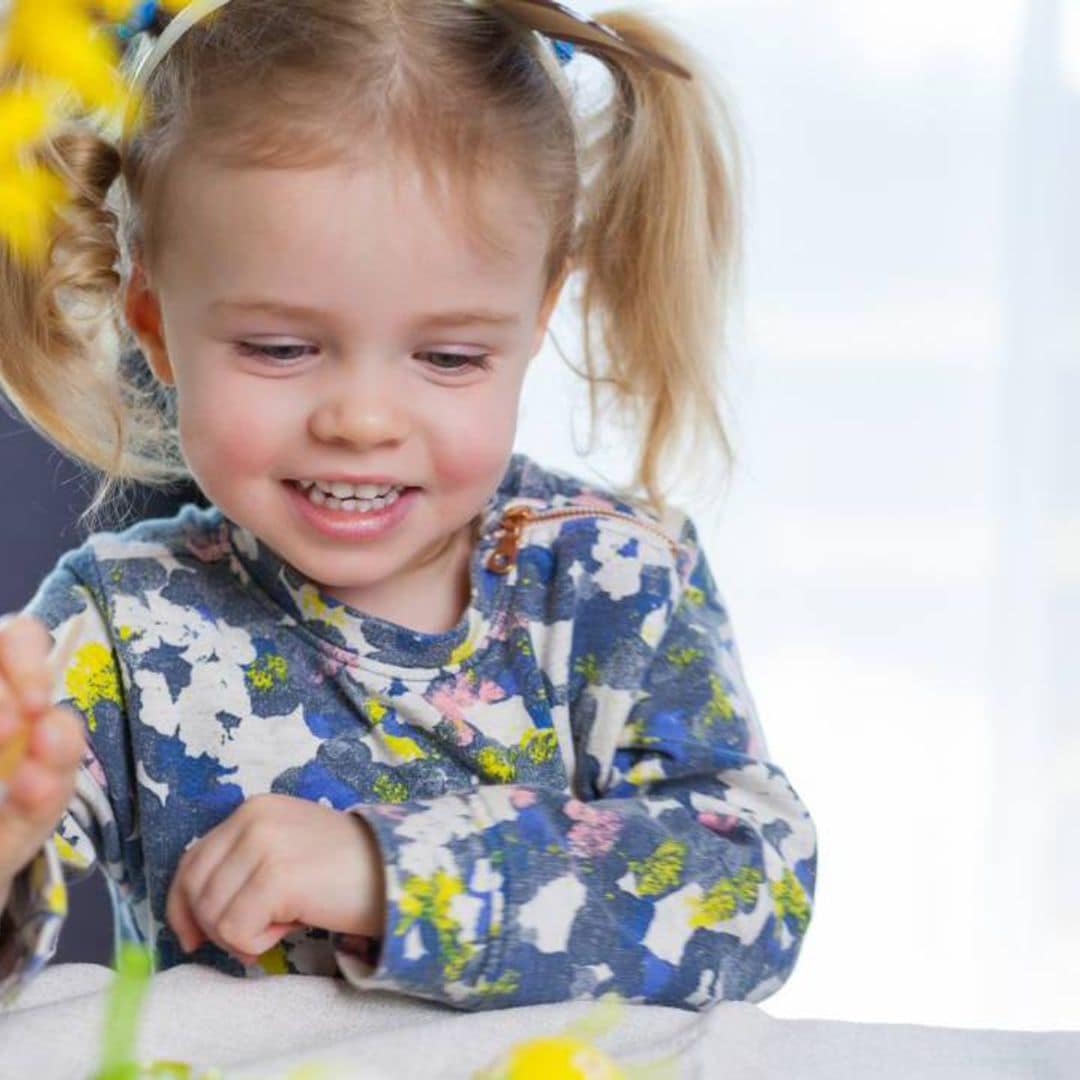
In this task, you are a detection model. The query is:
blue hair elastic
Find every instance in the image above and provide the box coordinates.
[116,1,162,41]
[552,38,576,66]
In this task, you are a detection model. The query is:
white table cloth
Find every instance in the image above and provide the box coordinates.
[1,963,1076,1079]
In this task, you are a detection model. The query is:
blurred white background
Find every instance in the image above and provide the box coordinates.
[518,0,1078,1031]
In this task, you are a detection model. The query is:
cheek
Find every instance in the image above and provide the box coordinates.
[175,373,292,480]
[432,436,510,491]
[428,379,521,489]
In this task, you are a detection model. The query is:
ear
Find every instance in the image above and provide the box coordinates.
[123,261,175,385]
[530,259,572,357]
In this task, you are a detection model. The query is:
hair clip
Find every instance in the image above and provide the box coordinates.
[115,1,172,41]
[551,38,576,67]
[465,0,692,80]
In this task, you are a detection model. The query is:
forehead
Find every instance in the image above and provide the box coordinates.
[152,150,550,307]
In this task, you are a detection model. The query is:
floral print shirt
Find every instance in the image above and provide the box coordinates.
[0,453,817,1011]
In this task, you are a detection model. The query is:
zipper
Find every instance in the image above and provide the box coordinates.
[485,503,681,575]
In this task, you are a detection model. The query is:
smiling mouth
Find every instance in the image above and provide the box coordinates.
[287,479,416,513]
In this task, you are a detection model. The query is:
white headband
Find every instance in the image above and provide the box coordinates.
[129,0,234,90]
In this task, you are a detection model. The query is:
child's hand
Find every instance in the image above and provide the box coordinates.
[165,792,386,967]
[0,615,86,896]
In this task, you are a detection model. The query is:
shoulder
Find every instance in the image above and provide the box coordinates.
[29,502,227,607]
[59,502,224,569]
[494,453,701,585]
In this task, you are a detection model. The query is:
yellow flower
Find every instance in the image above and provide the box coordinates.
[687,866,763,929]
[372,773,409,803]
[702,673,735,725]
[65,640,121,731]
[449,636,476,666]
[477,744,515,783]
[245,652,288,692]
[771,867,812,935]
[365,696,388,724]
[627,839,686,897]
[298,584,347,630]
[53,831,91,871]
[381,732,427,763]
[397,869,473,981]
[684,585,706,606]
[46,880,68,916]
[519,727,557,764]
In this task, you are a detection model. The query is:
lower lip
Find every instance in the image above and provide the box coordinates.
[284,481,420,541]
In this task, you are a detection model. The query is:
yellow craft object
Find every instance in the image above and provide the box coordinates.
[0,719,29,787]
[0,86,59,158]
[5,1,129,116]
[0,160,70,264]
[0,0,184,264]
[495,1036,625,1080]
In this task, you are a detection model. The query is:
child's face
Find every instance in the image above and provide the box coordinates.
[125,150,564,609]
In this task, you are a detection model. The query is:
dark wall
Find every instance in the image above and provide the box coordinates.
[1,392,204,965]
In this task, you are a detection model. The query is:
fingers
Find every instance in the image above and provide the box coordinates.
[168,843,300,963]
[28,705,85,771]
[216,862,297,963]
[167,839,218,954]
[0,616,54,713]
[1,755,77,827]
[172,841,259,956]
[166,877,206,956]
[0,616,59,797]
[0,620,78,883]
[165,797,309,965]
[0,706,83,819]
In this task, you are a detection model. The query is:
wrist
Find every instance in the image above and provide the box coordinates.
[348,813,386,938]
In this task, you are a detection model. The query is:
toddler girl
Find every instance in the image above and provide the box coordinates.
[0,0,817,1012]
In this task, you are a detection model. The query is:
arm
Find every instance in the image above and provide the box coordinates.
[331,515,817,1010]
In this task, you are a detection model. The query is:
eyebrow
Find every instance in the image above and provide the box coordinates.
[209,299,521,328]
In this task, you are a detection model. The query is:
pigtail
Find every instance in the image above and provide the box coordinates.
[0,125,186,527]
[573,9,744,514]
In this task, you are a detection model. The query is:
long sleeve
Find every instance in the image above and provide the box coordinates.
[0,553,139,1008]
[332,513,818,1011]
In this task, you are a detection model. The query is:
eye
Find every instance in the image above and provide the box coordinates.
[419,351,492,373]
[233,342,316,364]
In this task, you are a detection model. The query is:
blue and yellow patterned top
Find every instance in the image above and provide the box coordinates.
[0,452,816,1011]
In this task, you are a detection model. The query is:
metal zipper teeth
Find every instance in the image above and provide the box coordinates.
[485,504,681,575]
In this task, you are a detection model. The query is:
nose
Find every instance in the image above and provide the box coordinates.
[307,361,409,448]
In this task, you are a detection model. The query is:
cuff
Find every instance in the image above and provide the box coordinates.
[330,795,509,1009]
[0,839,68,1008]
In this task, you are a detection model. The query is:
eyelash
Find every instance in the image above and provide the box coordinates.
[233,342,492,372]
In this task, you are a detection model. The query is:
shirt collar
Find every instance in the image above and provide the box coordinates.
[219,455,527,674]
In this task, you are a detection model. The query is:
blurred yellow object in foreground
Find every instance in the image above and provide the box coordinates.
[474,994,678,1080]
[488,1035,626,1080]
[0,1,180,265]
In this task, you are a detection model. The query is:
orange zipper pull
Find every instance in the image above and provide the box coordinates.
[486,506,534,574]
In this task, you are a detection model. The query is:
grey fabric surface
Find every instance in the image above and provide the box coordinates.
[0,963,1076,1080]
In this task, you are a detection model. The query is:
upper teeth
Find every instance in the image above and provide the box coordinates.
[298,480,402,499]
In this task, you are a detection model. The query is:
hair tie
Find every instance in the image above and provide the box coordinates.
[551,38,575,67]
[115,2,173,42]
[465,0,691,80]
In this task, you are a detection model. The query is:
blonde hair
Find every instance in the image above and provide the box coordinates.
[0,0,743,525]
